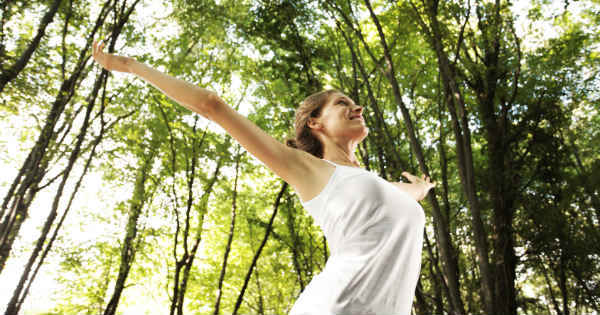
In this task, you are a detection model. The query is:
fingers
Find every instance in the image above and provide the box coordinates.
[92,39,105,57]
[402,171,436,187]
[423,175,437,188]
[92,39,108,70]
[402,171,423,182]
[401,171,416,182]
[428,178,436,188]
[93,40,101,58]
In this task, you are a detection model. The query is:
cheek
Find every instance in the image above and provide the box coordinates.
[323,115,343,130]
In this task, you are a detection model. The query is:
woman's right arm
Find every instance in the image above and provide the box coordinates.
[92,41,218,119]
[92,41,328,199]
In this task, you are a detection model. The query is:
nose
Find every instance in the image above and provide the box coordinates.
[352,104,363,115]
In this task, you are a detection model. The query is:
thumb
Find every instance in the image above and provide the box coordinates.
[401,171,415,182]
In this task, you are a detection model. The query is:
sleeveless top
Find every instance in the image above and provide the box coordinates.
[289,160,425,315]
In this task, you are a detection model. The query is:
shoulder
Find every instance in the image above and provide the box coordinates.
[289,150,336,203]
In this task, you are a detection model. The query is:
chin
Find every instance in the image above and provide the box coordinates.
[362,126,369,137]
[356,127,369,142]
[344,126,369,143]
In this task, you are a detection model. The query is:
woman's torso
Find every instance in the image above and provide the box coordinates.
[290,160,425,315]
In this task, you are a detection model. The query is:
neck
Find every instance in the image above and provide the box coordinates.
[321,137,361,168]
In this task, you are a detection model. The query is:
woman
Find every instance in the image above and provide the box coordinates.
[92,40,434,314]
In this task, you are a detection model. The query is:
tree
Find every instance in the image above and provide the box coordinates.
[1,0,599,313]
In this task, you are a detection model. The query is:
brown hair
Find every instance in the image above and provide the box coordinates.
[286,89,340,158]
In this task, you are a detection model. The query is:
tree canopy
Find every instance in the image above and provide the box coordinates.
[0,0,598,314]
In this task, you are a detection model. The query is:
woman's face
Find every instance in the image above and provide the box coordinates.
[309,92,368,143]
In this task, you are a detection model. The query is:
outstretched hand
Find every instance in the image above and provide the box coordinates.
[92,40,132,73]
[401,171,436,201]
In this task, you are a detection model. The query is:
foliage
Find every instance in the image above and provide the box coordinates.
[0,0,598,314]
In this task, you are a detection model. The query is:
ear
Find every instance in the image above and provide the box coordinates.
[307,117,322,130]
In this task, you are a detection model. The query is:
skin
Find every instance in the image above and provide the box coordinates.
[91,40,435,203]
[308,92,435,201]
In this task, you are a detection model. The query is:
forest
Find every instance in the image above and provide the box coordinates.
[0,0,598,314]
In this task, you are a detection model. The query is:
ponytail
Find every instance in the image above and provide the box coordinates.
[287,90,339,158]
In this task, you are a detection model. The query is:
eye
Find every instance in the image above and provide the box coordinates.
[337,100,347,106]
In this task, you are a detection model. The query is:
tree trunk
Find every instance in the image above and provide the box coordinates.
[174,157,221,315]
[233,182,287,315]
[284,195,305,291]
[0,0,14,65]
[565,131,600,218]
[361,1,465,313]
[214,147,242,315]
[103,145,157,315]
[4,67,107,315]
[166,117,220,315]
[17,101,133,315]
[0,0,113,274]
[409,1,496,312]
[253,264,265,314]
[424,230,446,314]
[336,23,408,171]
[0,0,62,93]
[471,3,519,313]
[413,279,430,315]
[541,256,563,315]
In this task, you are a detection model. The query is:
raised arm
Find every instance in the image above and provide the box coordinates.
[92,41,218,118]
[91,41,330,201]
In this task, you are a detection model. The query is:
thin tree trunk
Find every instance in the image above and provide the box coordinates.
[360,1,466,313]
[541,256,563,315]
[4,66,108,315]
[564,131,600,218]
[253,264,265,314]
[413,279,429,315]
[145,35,208,315]
[424,230,446,314]
[284,195,305,291]
[0,0,14,65]
[175,159,221,315]
[103,146,157,315]
[559,241,570,315]
[472,3,519,313]
[0,0,113,273]
[409,1,495,312]
[0,0,62,93]
[17,99,133,314]
[335,22,408,171]
[232,182,287,315]
[214,147,242,315]
[165,117,215,315]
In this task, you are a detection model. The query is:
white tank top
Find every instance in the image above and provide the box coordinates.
[290,160,425,315]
